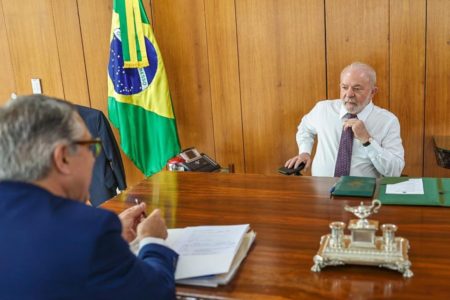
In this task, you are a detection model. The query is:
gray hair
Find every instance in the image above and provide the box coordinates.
[340,62,377,87]
[0,95,84,181]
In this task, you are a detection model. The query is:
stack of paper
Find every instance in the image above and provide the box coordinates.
[131,224,256,287]
[385,178,424,194]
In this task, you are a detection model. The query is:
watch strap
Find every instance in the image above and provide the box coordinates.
[362,137,372,147]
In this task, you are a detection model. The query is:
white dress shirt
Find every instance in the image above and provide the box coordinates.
[296,99,405,177]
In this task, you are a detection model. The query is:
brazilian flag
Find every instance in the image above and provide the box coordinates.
[107,0,180,176]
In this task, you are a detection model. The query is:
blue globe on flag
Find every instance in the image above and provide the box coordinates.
[108,29,158,96]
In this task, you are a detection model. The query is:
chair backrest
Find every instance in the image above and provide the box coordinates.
[433,137,450,169]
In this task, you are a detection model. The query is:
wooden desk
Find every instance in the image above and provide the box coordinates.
[103,172,450,299]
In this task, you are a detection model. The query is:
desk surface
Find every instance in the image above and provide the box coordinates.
[103,172,450,299]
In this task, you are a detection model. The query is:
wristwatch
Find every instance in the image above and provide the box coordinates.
[362,137,373,147]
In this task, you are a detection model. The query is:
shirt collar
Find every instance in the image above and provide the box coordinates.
[339,101,374,121]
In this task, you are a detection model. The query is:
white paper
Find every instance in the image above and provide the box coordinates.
[176,231,256,287]
[167,224,249,280]
[130,224,250,280]
[385,178,424,194]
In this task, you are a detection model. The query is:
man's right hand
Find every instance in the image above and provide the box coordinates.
[285,153,311,170]
[137,209,168,240]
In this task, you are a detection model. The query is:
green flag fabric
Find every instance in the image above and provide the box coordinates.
[108,0,180,176]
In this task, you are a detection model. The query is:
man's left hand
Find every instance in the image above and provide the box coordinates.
[343,119,371,143]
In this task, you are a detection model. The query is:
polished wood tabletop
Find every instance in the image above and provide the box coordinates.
[103,171,450,299]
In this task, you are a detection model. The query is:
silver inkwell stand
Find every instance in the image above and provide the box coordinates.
[311,200,413,277]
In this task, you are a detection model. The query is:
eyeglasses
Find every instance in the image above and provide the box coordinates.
[72,138,103,158]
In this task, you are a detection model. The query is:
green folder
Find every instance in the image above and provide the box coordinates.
[332,176,376,197]
[377,177,450,206]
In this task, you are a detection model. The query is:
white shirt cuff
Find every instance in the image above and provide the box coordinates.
[299,143,313,155]
[363,139,383,158]
[138,237,167,252]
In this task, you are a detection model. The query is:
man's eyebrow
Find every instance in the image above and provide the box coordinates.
[340,84,362,87]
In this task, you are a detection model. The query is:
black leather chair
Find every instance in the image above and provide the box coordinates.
[433,136,450,169]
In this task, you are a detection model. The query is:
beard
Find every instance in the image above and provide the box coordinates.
[342,94,372,114]
[343,98,358,113]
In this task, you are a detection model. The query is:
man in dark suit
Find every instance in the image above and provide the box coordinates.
[0,95,178,299]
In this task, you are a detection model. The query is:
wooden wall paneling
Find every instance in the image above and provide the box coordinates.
[77,0,111,113]
[143,1,152,24]
[389,0,426,177]
[78,0,144,186]
[424,0,450,177]
[51,0,90,106]
[236,0,326,174]
[326,0,389,109]
[151,0,215,157]
[0,0,16,105]
[2,0,64,98]
[204,0,245,173]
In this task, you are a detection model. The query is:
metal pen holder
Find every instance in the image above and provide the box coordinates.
[381,224,397,252]
[329,222,345,249]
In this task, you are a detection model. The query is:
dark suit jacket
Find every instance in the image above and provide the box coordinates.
[76,105,127,206]
[0,181,178,300]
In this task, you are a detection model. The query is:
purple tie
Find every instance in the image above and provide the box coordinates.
[334,113,357,177]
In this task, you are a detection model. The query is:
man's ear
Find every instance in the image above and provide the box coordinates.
[53,144,71,175]
[371,86,378,97]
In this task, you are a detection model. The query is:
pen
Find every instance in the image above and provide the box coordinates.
[134,198,147,218]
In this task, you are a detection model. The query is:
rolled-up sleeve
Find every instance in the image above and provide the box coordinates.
[296,105,319,155]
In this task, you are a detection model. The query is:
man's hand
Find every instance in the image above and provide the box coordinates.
[285,152,311,170]
[119,203,147,242]
[343,119,371,143]
[137,209,168,240]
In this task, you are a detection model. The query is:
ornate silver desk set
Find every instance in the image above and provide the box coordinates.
[311,200,413,278]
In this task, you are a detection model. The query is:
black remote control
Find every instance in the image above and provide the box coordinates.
[278,162,305,175]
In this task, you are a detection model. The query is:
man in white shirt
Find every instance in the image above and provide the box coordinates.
[285,62,404,177]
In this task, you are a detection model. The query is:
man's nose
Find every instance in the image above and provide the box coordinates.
[346,87,355,97]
